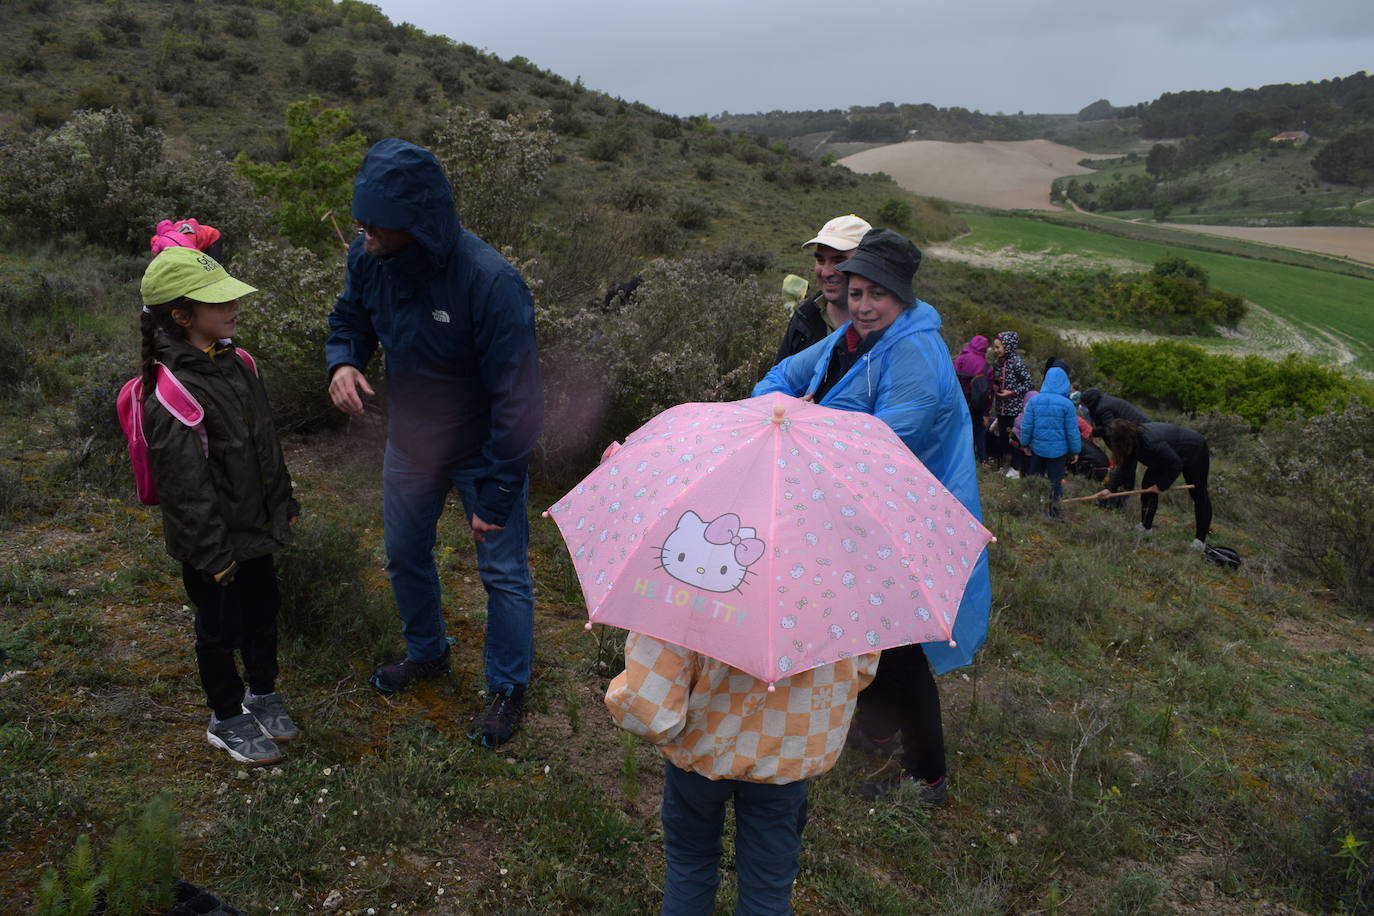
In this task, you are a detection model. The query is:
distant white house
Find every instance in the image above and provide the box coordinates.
[1269,130,1311,145]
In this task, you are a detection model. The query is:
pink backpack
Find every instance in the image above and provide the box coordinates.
[116,348,257,505]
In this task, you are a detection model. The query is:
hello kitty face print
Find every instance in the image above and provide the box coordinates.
[658,511,765,593]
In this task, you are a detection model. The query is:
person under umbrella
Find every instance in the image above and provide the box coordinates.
[754,227,991,804]
[1091,419,1213,548]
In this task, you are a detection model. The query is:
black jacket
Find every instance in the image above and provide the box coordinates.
[1080,388,1150,429]
[1108,422,1208,492]
[144,334,298,576]
[774,292,833,363]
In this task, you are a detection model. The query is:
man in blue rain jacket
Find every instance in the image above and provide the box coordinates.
[325,138,543,748]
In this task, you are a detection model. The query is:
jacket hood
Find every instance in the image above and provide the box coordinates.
[960,335,989,357]
[1042,366,1071,397]
[880,300,942,343]
[1080,387,1102,410]
[997,330,1019,354]
[352,138,460,264]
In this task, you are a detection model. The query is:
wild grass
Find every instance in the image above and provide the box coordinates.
[4,382,1372,912]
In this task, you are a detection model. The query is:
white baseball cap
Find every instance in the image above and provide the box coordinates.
[802,214,872,250]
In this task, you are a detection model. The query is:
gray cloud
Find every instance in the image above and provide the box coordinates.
[375,0,1371,115]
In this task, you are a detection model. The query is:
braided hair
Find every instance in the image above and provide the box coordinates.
[138,299,193,402]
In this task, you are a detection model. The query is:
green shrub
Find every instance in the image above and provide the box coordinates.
[671,196,711,231]
[233,97,367,250]
[15,42,46,74]
[282,22,310,46]
[0,109,266,252]
[430,106,555,253]
[276,509,391,664]
[585,125,635,163]
[227,238,347,432]
[225,13,258,38]
[1239,405,1374,611]
[535,255,782,473]
[71,32,101,60]
[1088,340,1373,426]
[613,178,663,213]
[876,198,912,230]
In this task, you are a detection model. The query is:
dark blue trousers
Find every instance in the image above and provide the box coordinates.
[660,763,809,916]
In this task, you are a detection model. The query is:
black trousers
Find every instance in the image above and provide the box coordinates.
[1141,447,1212,541]
[182,554,280,721]
[853,643,947,783]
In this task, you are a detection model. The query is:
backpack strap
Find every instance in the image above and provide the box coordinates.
[152,364,209,457]
[153,363,205,426]
[232,345,258,376]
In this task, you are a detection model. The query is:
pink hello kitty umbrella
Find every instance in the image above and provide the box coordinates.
[545,393,995,684]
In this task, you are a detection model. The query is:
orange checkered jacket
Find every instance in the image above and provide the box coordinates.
[604,633,879,784]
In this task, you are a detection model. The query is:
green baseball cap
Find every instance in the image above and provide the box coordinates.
[141,247,256,307]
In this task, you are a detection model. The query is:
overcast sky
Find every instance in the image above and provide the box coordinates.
[371,0,1371,117]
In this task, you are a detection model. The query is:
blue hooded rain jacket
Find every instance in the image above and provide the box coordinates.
[324,139,543,526]
[1019,367,1080,459]
[752,303,992,674]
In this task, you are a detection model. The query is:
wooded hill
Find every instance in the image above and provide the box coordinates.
[714,71,1374,163]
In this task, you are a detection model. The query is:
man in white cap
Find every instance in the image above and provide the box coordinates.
[773,214,873,362]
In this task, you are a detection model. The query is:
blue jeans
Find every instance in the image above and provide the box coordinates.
[660,763,809,916]
[1028,453,1068,515]
[382,442,534,692]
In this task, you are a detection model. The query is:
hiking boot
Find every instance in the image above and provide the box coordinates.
[243,692,300,742]
[467,685,525,748]
[370,642,452,694]
[845,721,900,758]
[206,712,281,766]
[860,771,947,807]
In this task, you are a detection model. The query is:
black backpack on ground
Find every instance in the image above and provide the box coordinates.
[1203,545,1242,570]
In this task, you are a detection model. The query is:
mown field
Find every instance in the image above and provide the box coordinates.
[951,213,1374,372]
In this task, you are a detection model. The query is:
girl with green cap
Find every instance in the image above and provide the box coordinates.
[138,248,301,767]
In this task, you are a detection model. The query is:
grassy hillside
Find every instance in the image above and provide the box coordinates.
[3,3,1374,914]
[951,213,1374,371]
[1059,144,1374,227]
[0,0,962,264]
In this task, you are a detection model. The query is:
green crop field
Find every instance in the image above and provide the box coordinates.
[956,213,1374,372]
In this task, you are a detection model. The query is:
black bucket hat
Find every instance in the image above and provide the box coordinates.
[835,228,922,305]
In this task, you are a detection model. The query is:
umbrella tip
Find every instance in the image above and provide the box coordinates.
[771,404,786,424]
[766,682,776,693]
[584,622,592,631]
[541,511,550,518]
[948,639,957,648]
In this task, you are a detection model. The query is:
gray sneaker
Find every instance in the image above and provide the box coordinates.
[207,712,282,766]
[243,692,300,742]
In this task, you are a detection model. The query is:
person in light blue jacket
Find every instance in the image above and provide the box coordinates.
[325,139,544,749]
[1018,366,1080,518]
[753,228,991,805]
